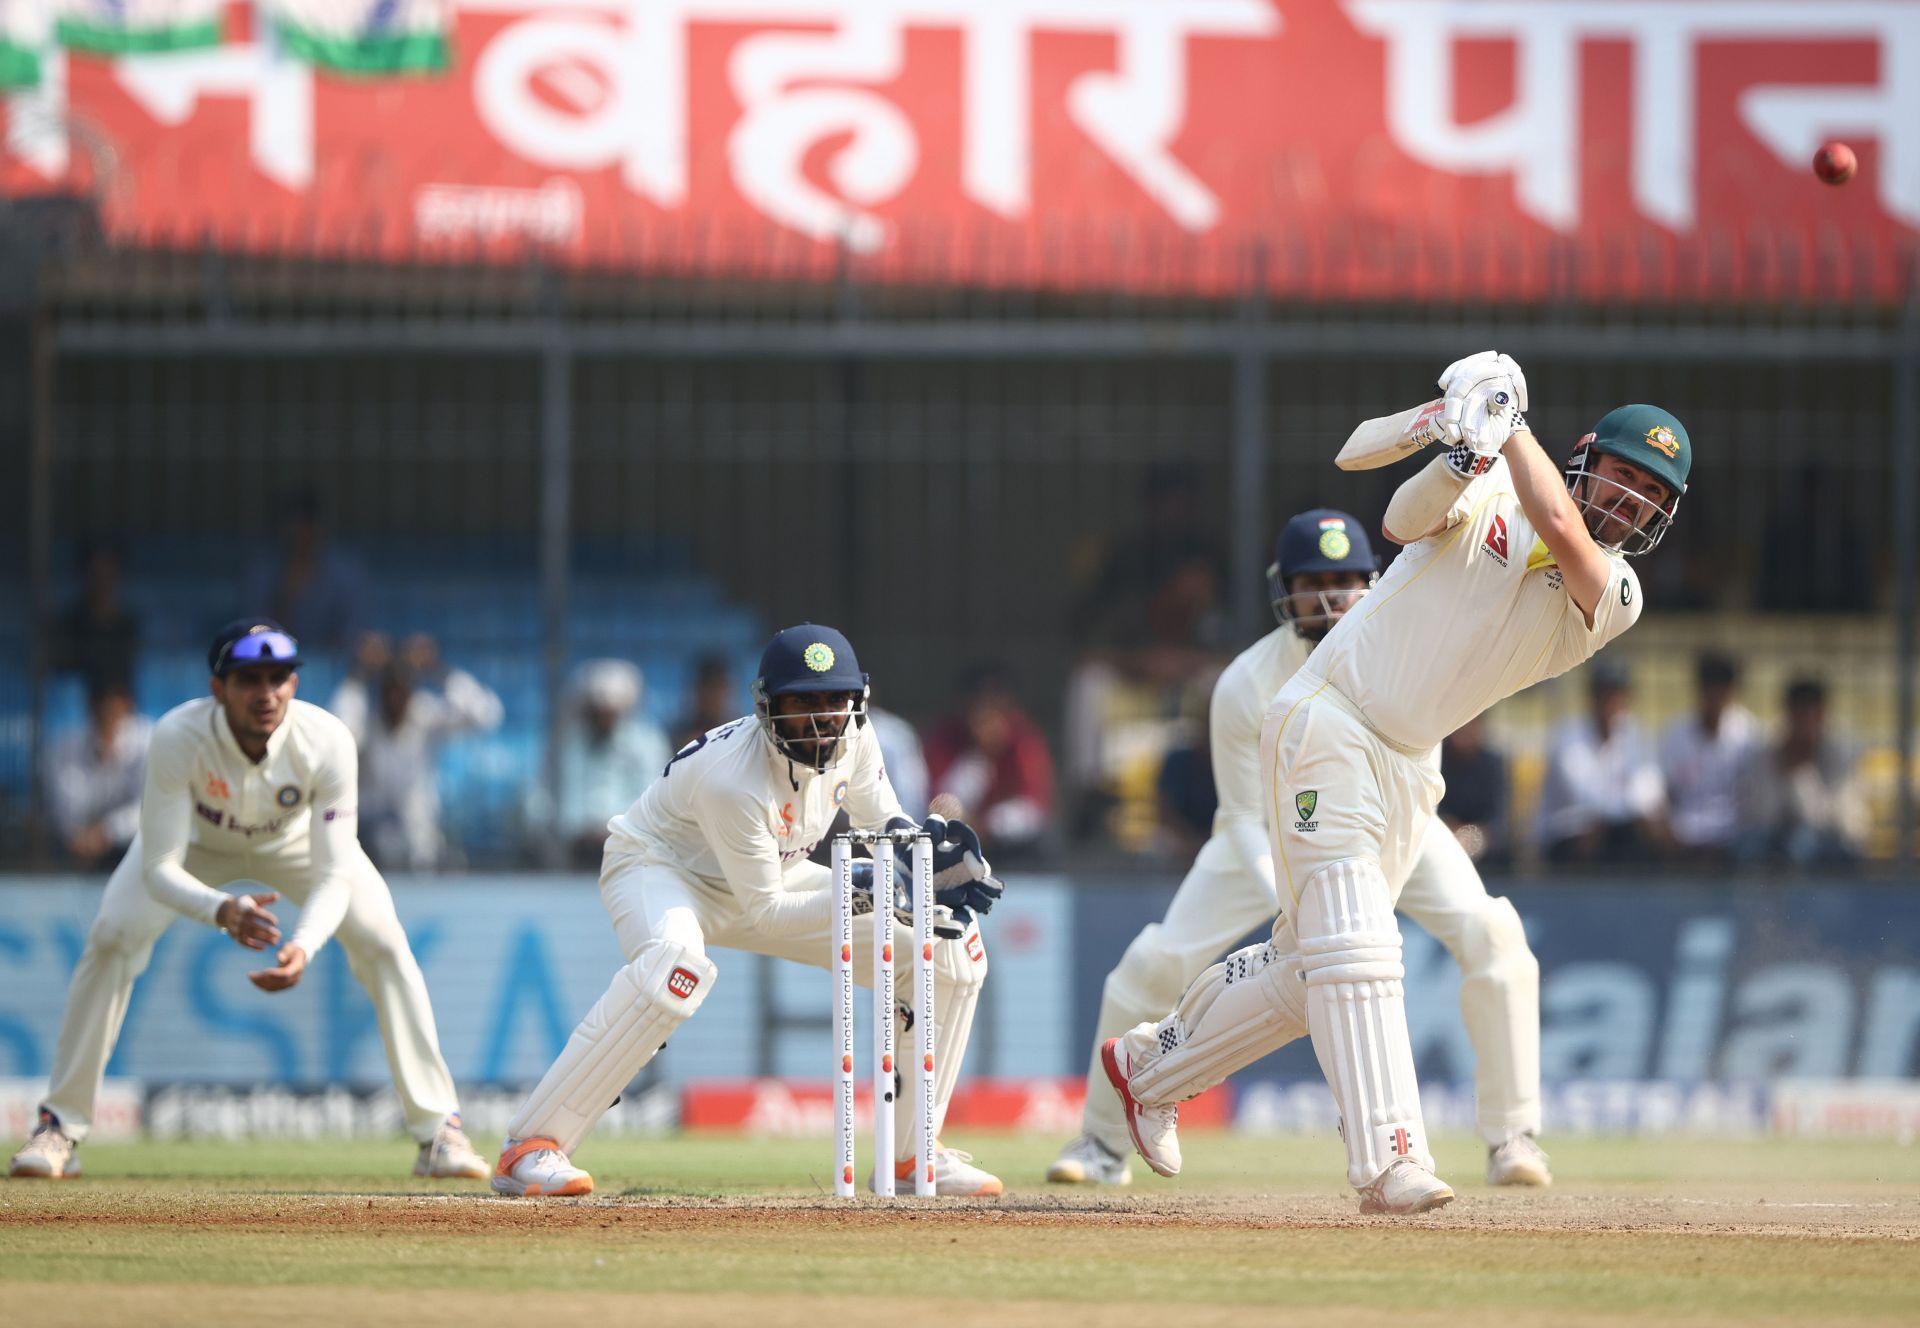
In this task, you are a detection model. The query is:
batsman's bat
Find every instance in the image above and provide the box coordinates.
[1335,399,1449,471]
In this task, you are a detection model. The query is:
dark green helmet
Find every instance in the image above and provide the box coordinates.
[1564,404,1690,557]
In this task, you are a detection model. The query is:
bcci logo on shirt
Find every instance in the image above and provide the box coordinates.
[1294,789,1319,832]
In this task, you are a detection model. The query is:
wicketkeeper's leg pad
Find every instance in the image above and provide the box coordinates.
[1122,940,1308,1107]
[507,940,716,1156]
[1298,858,1431,1187]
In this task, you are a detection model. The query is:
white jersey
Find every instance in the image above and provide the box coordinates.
[139,697,361,955]
[1307,457,1643,751]
[607,714,907,931]
[1208,625,1312,883]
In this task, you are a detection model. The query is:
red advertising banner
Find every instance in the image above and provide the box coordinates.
[679,1077,1235,1134]
[3,0,1916,300]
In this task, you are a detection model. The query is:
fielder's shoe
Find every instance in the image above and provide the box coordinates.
[415,1113,490,1181]
[491,1136,594,1197]
[1101,1035,1181,1178]
[1357,1158,1455,1215]
[1487,1133,1553,1187]
[8,1110,80,1180]
[1045,1133,1133,1186]
[880,1144,1004,1197]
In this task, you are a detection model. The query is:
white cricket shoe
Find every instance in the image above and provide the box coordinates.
[1357,1158,1455,1215]
[8,1110,80,1180]
[491,1136,594,1198]
[1101,1035,1181,1178]
[1487,1133,1553,1187]
[879,1144,1005,1197]
[415,1113,490,1181]
[1045,1133,1133,1186]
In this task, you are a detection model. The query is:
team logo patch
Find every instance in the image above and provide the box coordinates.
[833,779,849,805]
[803,643,835,672]
[1482,514,1510,566]
[1621,577,1634,606]
[206,775,230,801]
[1295,790,1318,822]
[1318,528,1351,560]
[276,785,302,808]
[1643,424,1680,458]
[666,967,701,1000]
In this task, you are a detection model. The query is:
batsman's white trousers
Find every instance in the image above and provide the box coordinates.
[1078,817,1540,1152]
[570,849,988,1159]
[41,834,462,1143]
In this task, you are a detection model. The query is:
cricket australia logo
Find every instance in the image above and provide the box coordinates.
[1294,790,1319,832]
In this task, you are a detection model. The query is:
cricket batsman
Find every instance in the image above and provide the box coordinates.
[9,620,487,1182]
[1104,352,1690,1213]
[491,623,1006,1198]
[1050,506,1548,1190]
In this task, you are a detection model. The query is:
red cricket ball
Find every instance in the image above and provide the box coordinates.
[1814,141,1857,186]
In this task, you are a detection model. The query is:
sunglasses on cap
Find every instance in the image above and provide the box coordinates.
[215,630,301,676]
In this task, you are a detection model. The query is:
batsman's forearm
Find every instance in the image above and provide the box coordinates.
[1382,454,1472,544]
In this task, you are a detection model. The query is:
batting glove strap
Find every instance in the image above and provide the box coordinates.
[1444,443,1500,479]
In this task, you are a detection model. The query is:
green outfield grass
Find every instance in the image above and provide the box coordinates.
[3,1131,1918,1327]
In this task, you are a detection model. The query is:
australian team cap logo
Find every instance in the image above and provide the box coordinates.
[1643,424,1681,458]
[803,643,836,673]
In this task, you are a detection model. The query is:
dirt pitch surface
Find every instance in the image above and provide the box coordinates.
[3,1132,1917,1326]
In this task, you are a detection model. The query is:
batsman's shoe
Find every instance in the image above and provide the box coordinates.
[1045,1133,1133,1186]
[1357,1158,1455,1215]
[1487,1133,1553,1187]
[415,1113,490,1181]
[881,1145,1004,1197]
[491,1136,594,1198]
[1101,1035,1181,1178]
[8,1110,80,1180]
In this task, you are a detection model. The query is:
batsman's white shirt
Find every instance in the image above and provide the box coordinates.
[606,715,906,932]
[1308,456,1644,753]
[140,696,361,956]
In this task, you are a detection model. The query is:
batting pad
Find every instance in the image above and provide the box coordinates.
[1453,895,1542,1142]
[507,940,717,1156]
[1124,940,1307,1106]
[1298,859,1432,1187]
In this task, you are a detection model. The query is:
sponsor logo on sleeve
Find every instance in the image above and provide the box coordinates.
[667,967,701,1000]
[323,808,355,822]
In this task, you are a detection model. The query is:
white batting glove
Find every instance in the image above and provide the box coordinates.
[1441,379,1525,478]
[1437,350,1529,413]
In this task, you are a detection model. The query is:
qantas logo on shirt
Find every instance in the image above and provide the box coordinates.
[1482,514,1510,566]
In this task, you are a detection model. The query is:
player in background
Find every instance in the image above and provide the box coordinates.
[1049,509,1548,1189]
[491,624,1006,1198]
[1104,353,1690,1213]
[9,620,486,1182]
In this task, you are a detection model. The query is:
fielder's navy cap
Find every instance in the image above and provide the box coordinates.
[209,619,303,677]
[756,624,867,696]
[1274,509,1376,580]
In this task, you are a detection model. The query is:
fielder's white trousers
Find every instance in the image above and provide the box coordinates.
[589,850,988,1160]
[41,834,462,1143]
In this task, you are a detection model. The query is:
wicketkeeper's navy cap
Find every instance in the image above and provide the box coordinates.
[756,623,867,696]
[208,618,303,677]
[1274,509,1376,580]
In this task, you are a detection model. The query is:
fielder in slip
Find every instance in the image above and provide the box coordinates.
[8,620,487,1183]
[492,623,1007,1198]
[1104,352,1692,1214]
[1050,507,1548,1190]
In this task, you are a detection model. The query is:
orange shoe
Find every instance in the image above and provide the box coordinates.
[880,1142,1003,1197]
[491,1136,593,1197]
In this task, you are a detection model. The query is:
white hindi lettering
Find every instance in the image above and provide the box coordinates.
[472,0,1279,249]
[1346,0,1920,232]
[116,43,314,191]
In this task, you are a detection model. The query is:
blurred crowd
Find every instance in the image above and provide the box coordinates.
[27,489,1887,877]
